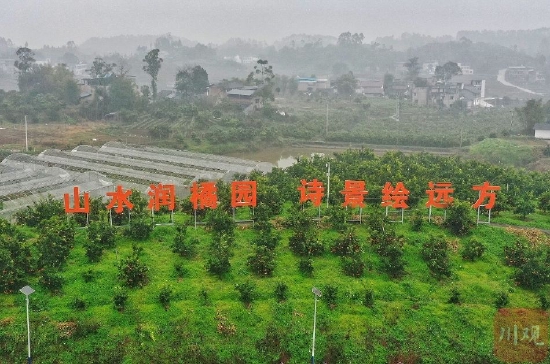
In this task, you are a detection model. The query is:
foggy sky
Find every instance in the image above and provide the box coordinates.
[1,0,549,48]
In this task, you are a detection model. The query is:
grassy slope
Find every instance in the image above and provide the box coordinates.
[2,210,550,363]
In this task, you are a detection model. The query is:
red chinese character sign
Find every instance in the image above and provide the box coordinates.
[190,181,217,210]
[190,181,217,228]
[231,181,257,222]
[64,186,90,214]
[341,180,368,223]
[106,185,133,214]
[341,180,368,208]
[381,182,409,223]
[297,179,325,207]
[148,183,176,223]
[231,181,257,208]
[148,183,176,211]
[426,181,454,222]
[473,181,500,224]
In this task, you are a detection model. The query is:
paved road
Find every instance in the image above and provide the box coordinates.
[497,69,544,96]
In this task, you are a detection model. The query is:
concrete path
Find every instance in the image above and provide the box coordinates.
[497,69,544,96]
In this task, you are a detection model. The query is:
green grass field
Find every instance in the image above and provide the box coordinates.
[2,206,550,363]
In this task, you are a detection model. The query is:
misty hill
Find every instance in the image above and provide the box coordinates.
[457,28,550,57]
[408,40,537,75]
[79,35,196,56]
[374,32,454,51]
[273,34,338,50]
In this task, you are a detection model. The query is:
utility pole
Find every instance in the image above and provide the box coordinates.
[25,115,28,152]
[325,101,328,137]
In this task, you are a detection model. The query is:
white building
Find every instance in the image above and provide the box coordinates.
[534,123,550,139]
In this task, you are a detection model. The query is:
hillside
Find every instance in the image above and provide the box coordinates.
[2,149,550,363]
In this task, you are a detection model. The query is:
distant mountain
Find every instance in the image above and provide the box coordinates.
[79,34,196,56]
[374,33,454,51]
[273,34,337,50]
[408,40,536,74]
[457,28,550,57]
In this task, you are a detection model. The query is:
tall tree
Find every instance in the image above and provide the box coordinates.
[516,99,545,135]
[175,65,209,96]
[14,47,35,92]
[109,76,136,112]
[248,59,274,85]
[14,47,35,74]
[142,49,163,100]
[337,32,364,46]
[383,73,394,96]
[435,61,462,83]
[88,57,116,86]
[334,71,358,97]
[404,57,421,81]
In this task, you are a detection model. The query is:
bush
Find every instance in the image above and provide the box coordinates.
[495,291,509,309]
[247,245,276,277]
[87,220,116,248]
[204,209,235,241]
[503,240,529,267]
[124,217,154,240]
[274,282,288,302]
[39,269,64,293]
[409,209,424,231]
[158,285,173,310]
[252,229,280,250]
[364,289,374,308]
[539,191,550,213]
[199,288,211,306]
[461,237,486,261]
[0,221,31,292]
[331,228,362,256]
[14,195,65,227]
[173,262,188,278]
[82,269,95,283]
[539,293,550,310]
[70,297,87,311]
[421,235,452,279]
[323,284,338,308]
[171,225,197,258]
[37,217,76,270]
[117,244,149,288]
[288,230,325,256]
[235,280,257,306]
[326,205,348,232]
[341,256,365,277]
[206,236,232,276]
[447,288,461,304]
[298,258,314,277]
[84,240,103,263]
[113,286,128,311]
[444,200,476,236]
[371,229,406,278]
[513,250,550,289]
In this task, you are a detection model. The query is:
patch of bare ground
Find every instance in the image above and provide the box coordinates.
[0,121,114,152]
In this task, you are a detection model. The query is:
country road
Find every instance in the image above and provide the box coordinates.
[497,69,544,96]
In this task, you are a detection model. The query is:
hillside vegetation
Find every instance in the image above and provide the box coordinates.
[1,150,550,363]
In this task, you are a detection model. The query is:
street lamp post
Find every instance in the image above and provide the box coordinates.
[19,285,34,364]
[311,287,322,364]
[326,163,330,208]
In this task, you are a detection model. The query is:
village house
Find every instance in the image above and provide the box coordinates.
[356,79,384,97]
[226,85,263,114]
[506,66,536,83]
[296,77,330,93]
[411,75,487,108]
[534,123,550,139]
